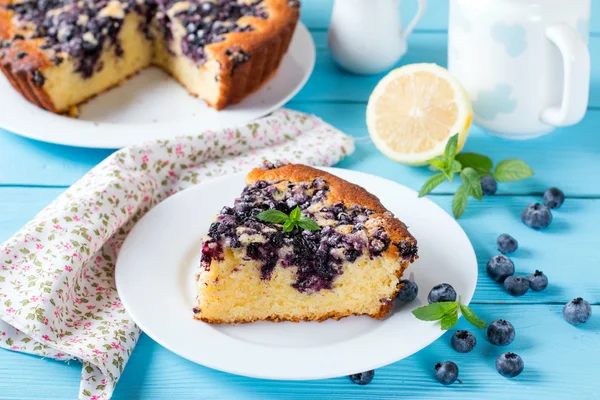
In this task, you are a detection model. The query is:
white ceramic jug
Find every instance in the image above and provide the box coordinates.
[328,0,427,75]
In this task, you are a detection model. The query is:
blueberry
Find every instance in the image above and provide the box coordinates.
[486,255,515,283]
[451,330,476,353]
[521,203,552,230]
[496,352,524,378]
[434,361,459,385]
[487,319,515,346]
[396,279,418,303]
[428,283,457,304]
[349,370,374,385]
[543,187,565,209]
[497,233,518,254]
[480,176,497,196]
[503,276,530,296]
[528,270,548,291]
[81,38,99,53]
[563,297,592,325]
[201,2,214,13]
[186,22,197,33]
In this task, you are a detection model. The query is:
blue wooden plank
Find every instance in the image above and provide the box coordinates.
[293,102,600,198]
[2,101,600,195]
[294,33,600,108]
[1,305,598,399]
[301,0,600,34]
[0,129,113,186]
[1,184,598,306]
[1,31,600,188]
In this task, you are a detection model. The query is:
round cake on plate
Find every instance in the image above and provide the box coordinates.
[0,0,300,114]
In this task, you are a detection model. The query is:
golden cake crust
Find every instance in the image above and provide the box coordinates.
[0,0,300,113]
[247,164,418,262]
[207,0,299,109]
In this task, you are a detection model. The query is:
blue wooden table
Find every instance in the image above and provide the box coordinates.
[1,1,599,398]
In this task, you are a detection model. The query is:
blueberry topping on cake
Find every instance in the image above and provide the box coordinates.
[194,163,418,324]
[0,0,299,112]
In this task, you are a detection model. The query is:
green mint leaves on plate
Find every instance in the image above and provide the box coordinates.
[257,206,320,233]
[418,134,534,218]
[412,297,486,330]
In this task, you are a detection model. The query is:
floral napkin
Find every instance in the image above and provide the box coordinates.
[0,109,355,400]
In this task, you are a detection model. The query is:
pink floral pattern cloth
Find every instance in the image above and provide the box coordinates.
[0,109,354,400]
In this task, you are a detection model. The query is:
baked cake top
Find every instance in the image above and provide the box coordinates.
[201,162,418,294]
[0,0,299,77]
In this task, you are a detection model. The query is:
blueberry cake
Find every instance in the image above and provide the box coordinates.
[0,0,299,113]
[195,163,418,324]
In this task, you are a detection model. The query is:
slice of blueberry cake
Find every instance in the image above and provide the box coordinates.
[0,0,299,113]
[195,163,418,324]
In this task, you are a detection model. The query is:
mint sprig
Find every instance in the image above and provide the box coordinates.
[419,134,534,218]
[257,206,320,233]
[412,297,486,330]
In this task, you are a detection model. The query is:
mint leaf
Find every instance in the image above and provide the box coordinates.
[452,184,469,218]
[259,207,320,232]
[445,160,462,182]
[297,216,321,231]
[493,159,534,182]
[418,173,446,197]
[450,160,463,174]
[412,302,458,321]
[459,304,486,329]
[427,158,445,172]
[256,210,289,224]
[440,307,459,330]
[289,206,302,222]
[455,153,493,174]
[283,220,294,232]
[460,167,483,200]
[444,134,459,170]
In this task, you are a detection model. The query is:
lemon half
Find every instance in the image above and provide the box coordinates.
[366,63,473,165]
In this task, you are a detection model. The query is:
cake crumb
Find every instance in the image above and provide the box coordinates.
[67,105,80,118]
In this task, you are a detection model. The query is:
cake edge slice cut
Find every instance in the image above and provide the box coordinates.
[194,164,419,324]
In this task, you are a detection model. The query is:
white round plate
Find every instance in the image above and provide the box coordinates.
[0,23,314,149]
[116,168,478,380]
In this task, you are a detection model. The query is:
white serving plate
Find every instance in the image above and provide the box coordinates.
[0,23,315,149]
[115,168,478,380]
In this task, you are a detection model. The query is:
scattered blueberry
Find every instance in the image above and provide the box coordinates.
[543,187,565,209]
[428,283,457,304]
[349,370,374,385]
[521,203,552,230]
[496,352,524,378]
[480,176,498,196]
[486,255,515,283]
[563,297,592,325]
[503,276,530,296]
[434,361,459,385]
[396,279,418,303]
[451,330,476,353]
[487,319,515,346]
[497,233,518,254]
[528,270,548,291]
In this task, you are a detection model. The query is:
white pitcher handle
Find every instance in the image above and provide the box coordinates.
[540,22,590,127]
[402,0,427,38]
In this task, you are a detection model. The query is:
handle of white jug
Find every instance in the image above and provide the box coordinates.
[400,0,427,38]
[540,23,590,127]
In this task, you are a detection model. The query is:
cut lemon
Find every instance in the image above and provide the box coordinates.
[366,63,473,165]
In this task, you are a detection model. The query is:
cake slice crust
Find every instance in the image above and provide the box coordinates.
[195,163,418,324]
